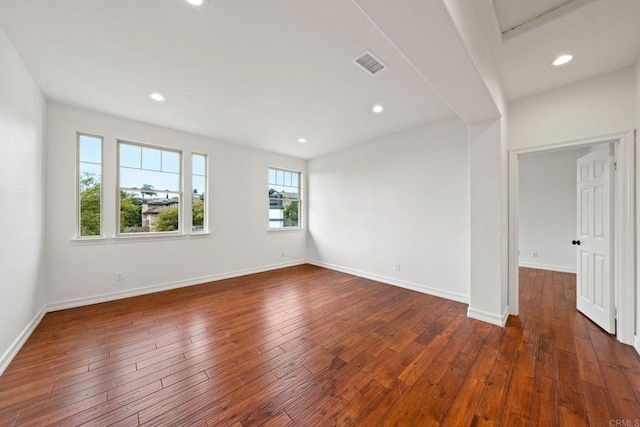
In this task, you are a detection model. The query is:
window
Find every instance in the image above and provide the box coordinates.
[118,141,182,234]
[78,133,103,237]
[192,153,207,232]
[268,167,301,228]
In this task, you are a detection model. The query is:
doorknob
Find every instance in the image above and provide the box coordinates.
[572,240,581,245]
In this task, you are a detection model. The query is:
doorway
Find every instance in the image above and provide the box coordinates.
[508,131,635,345]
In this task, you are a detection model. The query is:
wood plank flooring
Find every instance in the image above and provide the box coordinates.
[1,265,639,425]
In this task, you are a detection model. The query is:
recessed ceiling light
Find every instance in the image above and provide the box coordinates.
[372,105,384,113]
[297,138,307,144]
[183,0,207,8]
[149,92,165,102]
[552,54,573,66]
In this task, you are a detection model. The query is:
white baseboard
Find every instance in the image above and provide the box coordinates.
[634,335,640,357]
[307,260,469,304]
[47,260,307,312]
[0,304,47,376]
[467,306,510,327]
[519,262,576,274]
[1,259,483,376]
[1,261,307,377]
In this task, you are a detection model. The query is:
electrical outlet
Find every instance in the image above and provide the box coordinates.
[281,251,286,258]
[532,251,538,258]
[394,263,401,272]
[116,272,124,281]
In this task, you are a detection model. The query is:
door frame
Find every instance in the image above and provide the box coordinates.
[508,131,635,345]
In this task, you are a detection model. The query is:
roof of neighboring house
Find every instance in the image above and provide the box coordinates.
[145,198,179,206]
[269,189,298,199]
[143,199,179,215]
[145,206,173,214]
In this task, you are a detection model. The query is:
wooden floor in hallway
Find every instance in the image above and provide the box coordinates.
[1,265,639,425]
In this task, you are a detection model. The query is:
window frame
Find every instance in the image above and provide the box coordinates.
[76,132,104,239]
[116,139,183,237]
[191,152,208,234]
[268,166,303,230]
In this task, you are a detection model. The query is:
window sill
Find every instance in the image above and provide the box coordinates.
[70,237,109,246]
[189,232,211,239]
[71,233,209,245]
[267,228,305,233]
[111,233,187,244]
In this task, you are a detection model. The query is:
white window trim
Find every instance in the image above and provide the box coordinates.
[70,236,109,246]
[266,228,305,233]
[76,132,104,239]
[268,166,303,230]
[116,139,183,237]
[111,233,187,243]
[189,231,211,238]
[191,152,209,234]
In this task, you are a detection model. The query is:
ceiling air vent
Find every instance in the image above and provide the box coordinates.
[354,51,386,76]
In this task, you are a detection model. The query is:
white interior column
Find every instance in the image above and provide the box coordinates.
[468,117,509,326]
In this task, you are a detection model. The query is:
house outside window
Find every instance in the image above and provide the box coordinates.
[118,141,182,234]
[192,153,207,232]
[268,167,301,229]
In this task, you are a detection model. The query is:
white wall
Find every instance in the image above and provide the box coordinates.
[0,28,46,372]
[635,58,640,354]
[518,148,591,273]
[307,118,470,302]
[509,67,636,150]
[45,103,306,307]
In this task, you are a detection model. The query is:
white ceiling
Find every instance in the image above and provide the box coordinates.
[0,0,456,159]
[477,0,640,99]
[1,0,639,157]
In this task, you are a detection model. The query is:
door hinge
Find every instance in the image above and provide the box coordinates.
[612,160,617,172]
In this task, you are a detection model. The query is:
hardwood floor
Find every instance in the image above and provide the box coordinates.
[1,265,639,426]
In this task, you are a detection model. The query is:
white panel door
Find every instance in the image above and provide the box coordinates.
[575,147,614,333]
